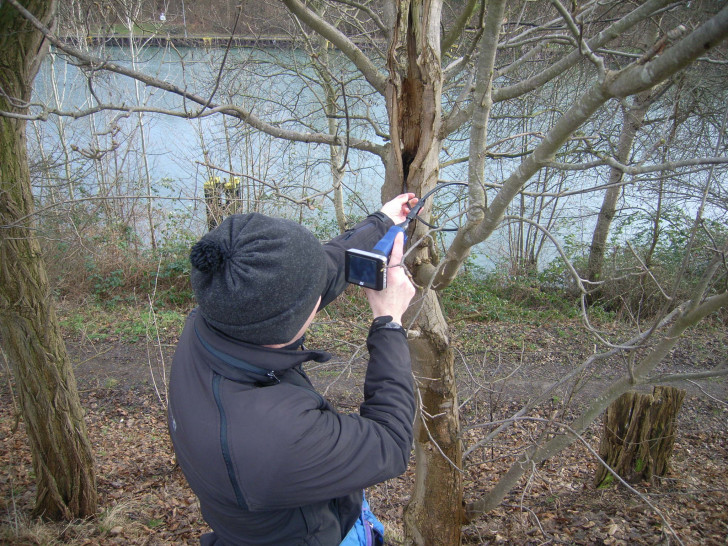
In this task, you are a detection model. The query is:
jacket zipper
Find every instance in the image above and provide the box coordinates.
[212,372,248,509]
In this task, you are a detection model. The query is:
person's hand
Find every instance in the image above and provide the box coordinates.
[380,193,418,225]
[365,232,415,325]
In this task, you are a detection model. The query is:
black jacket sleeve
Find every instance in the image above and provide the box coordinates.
[319,212,393,309]
[236,323,414,510]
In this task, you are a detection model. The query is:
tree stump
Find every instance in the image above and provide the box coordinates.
[594,386,686,487]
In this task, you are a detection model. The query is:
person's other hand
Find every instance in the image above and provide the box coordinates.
[365,232,415,324]
[380,193,418,225]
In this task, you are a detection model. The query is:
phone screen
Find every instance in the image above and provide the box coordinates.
[345,250,387,290]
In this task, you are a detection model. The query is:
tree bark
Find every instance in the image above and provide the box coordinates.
[595,386,686,486]
[403,292,463,546]
[0,0,97,520]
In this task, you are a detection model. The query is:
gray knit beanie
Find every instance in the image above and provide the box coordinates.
[189,213,327,345]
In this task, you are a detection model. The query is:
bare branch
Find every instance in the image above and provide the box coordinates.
[462,0,507,224]
[441,0,481,55]
[606,5,728,98]
[279,0,387,94]
[2,0,386,157]
[549,0,606,76]
[547,156,728,174]
[492,0,673,101]
[434,6,728,289]
[648,368,728,386]
[330,0,388,35]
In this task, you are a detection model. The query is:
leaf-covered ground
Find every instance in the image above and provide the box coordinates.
[1,315,726,545]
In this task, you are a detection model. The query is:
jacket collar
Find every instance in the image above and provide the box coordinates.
[193,311,332,375]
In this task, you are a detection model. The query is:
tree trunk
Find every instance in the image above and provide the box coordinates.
[0,0,97,520]
[595,386,686,487]
[585,90,652,287]
[403,291,464,545]
[382,2,464,544]
[585,23,661,290]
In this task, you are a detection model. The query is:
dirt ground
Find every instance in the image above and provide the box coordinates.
[1,316,726,545]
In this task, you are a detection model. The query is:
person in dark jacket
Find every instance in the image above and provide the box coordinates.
[168,194,418,546]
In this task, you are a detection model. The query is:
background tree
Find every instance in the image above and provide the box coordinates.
[0,0,96,520]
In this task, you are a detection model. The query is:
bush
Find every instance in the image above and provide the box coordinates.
[440,266,581,324]
[40,210,195,309]
[590,211,727,319]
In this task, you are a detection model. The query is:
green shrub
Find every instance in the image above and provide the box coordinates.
[591,209,727,318]
[59,303,186,343]
[440,266,580,324]
[36,201,197,308]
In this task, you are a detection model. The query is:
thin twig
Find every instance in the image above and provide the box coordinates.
[322,343,366,397]
[338,81,351,172]
[146,259,168,408]
[627,241,673,302]
[684,378,728,406]
[196,5,243,117]
[549,0,605,76]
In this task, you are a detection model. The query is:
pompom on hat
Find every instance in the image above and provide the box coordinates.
[189,213,328,345]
